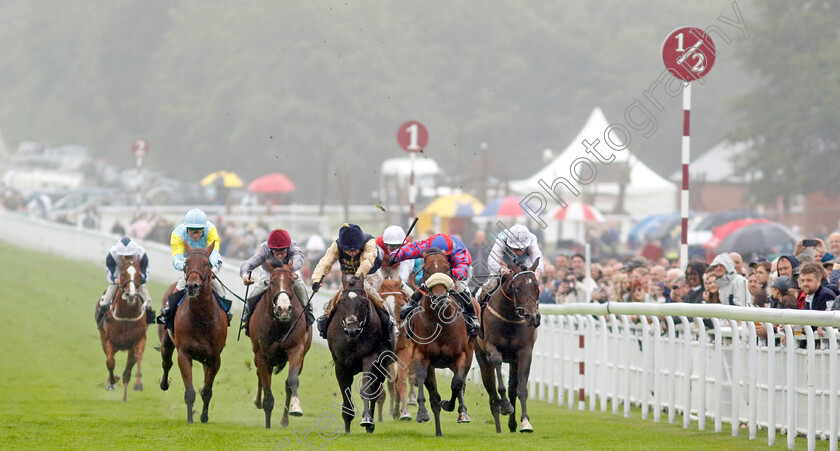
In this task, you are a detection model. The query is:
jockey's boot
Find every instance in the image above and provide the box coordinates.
[242,294,261,337]
[95,301,110,327]
[316,314,329,339]
[375,306,397,351]
[400,289,423,325]
[157,289,184,333]
[145,307,156,325]
[456,290,481,338]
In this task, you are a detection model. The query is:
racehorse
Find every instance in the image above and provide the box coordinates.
[158,242,227,424]
[406,248,475,436]
[327,274,393,434]
[377,278,413,421]
[474,259,541,433]
[250,261,313,428]
[97,255,147,401]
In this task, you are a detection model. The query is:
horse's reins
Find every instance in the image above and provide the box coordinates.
[490,270,537,325]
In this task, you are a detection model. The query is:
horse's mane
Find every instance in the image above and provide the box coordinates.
[423,247,447,258]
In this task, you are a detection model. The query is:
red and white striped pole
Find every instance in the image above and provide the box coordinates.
[579,333,585,409]
[680,83,691,271]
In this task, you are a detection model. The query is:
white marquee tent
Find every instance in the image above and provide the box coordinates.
[510,107,677,218]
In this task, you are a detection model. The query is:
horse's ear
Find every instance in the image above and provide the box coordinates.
[185,241,193,253]
[529,257,541,272]
[206,241,215,254]
[504,259,517,273]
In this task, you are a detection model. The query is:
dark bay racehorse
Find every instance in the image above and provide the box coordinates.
[250,261,313,428]
[377,278,413,421]
[97,255,147,401]
[407,249,475,436]
[158,242,227,424]
[475,259,541,433]
[327,275,393,434]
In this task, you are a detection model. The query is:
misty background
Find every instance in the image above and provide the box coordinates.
[0,0,831,206]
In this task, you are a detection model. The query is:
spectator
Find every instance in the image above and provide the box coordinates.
[769,276,792,309]
[748,273,763,299]
[669,276,690,303]
[776,254,799,278]
[555,254,570,272]
[710,253,751,306]
[683,262,707,304]
[702,269,720,304]
[826,232,840,260]
[796,262,833,311]
[729,252,746,275]
[110,219,126,236]
[650,265,666,285]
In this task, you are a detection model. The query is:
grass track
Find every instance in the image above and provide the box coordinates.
[0,238,816,449]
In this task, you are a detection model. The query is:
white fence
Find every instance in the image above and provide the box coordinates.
[511,303,840,451]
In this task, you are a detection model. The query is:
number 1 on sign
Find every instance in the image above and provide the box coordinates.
[405,123,420,151]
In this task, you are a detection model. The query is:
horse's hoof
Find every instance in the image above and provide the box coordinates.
[458,412,471,423]
[407,394,417,405]
[289,397,303,416]
[201,413,209,423]
[360,416,374,427]
[416,410,430,423]
[440,400,453,412]
[289,409,303,417]
[520,418,533,433]
[159,377,171,391]
[106,384,116,391]
[134,384,143,391]
[499,400,514,416]
[400,412,413,422]
[365,423,375,434]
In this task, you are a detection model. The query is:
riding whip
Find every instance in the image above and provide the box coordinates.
[391,217,419,257]
[237,270,252,341]
[281,275,324,342]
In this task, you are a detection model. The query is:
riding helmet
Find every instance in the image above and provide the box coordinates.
[383,225,406,246]
[267,229,291,250]
[184,208,207,229]
[338,223,364,251]
[116,237,137,256]
[506,224,532,249]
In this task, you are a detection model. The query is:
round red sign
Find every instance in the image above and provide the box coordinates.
[131,139,148,157]
[397,121,428,153]
[662,27,716,82]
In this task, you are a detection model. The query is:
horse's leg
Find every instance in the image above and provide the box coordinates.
[254,354,273,428]
[359,354,379,433]
[335,365,355,434]
[199,356,221,424]
[284,344,306,427]
[407,360,417,405]
[176,350,195,423]
[375,386,385,423]
[425,367,443,436]
[475,345,502,433]
[441,352,466,413]
[396,345,412,420]
[133,335,146,392]
[122,349,136,402]
[414,358,430,424]
[516,350,534,433]
[507,360,519,433]
[159,334,174,391]
[387,362,397,420]
[104,340,118,391]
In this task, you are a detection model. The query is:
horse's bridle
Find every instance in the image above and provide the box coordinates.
[184,249,211,284]
[499,270,539,317]
[269,268,298,319]
[341,288,369,332]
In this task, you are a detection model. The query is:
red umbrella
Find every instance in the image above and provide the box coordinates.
[553,202,604,222]
[481,195,526,217]
[703,218,770,249]
[247,173,296,193]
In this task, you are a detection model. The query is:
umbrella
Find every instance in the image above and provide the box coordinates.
[247,173,296,193]
[200,171,243,188]
[711,221,798,255]
[694,209,767,232]
[481,195,526,217]
[647,210,696,242]
[422,193,484,218]
[553,202,605,222]
[704,218,771,249]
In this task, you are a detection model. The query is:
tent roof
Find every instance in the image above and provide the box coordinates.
[510,107,676,195]
[380,157,441,177]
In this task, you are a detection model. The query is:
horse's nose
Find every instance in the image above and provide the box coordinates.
[275,307,291,321]
[525,313,541,328]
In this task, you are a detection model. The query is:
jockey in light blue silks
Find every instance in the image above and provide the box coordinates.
[157,208,227,330]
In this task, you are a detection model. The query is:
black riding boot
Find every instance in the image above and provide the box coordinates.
[456,291,480,338]
[316,313,330,339]
[376,306,396,351]
[95,302,110,327]
[242,294,261,337]
[145,307,156,325]
[400,289,423,324]
[157,289,184,332]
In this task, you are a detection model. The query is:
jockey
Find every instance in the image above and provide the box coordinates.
[386,233,480,336]
[376,225,415,299]
[479,223,544,305]
[239,228,311,336]
[95,236,154,327]
[157,208,227,331]
[312,223,396,349]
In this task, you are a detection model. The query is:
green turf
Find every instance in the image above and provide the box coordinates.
[0,238,820,450]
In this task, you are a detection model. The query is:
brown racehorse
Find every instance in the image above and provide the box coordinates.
[158,242,227,424]
[327,275,393,434]
[97,255,147,401]
[406,249,476,436]
[250,261,313,429]
[475,258,541,433]
[377,278,414,421]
